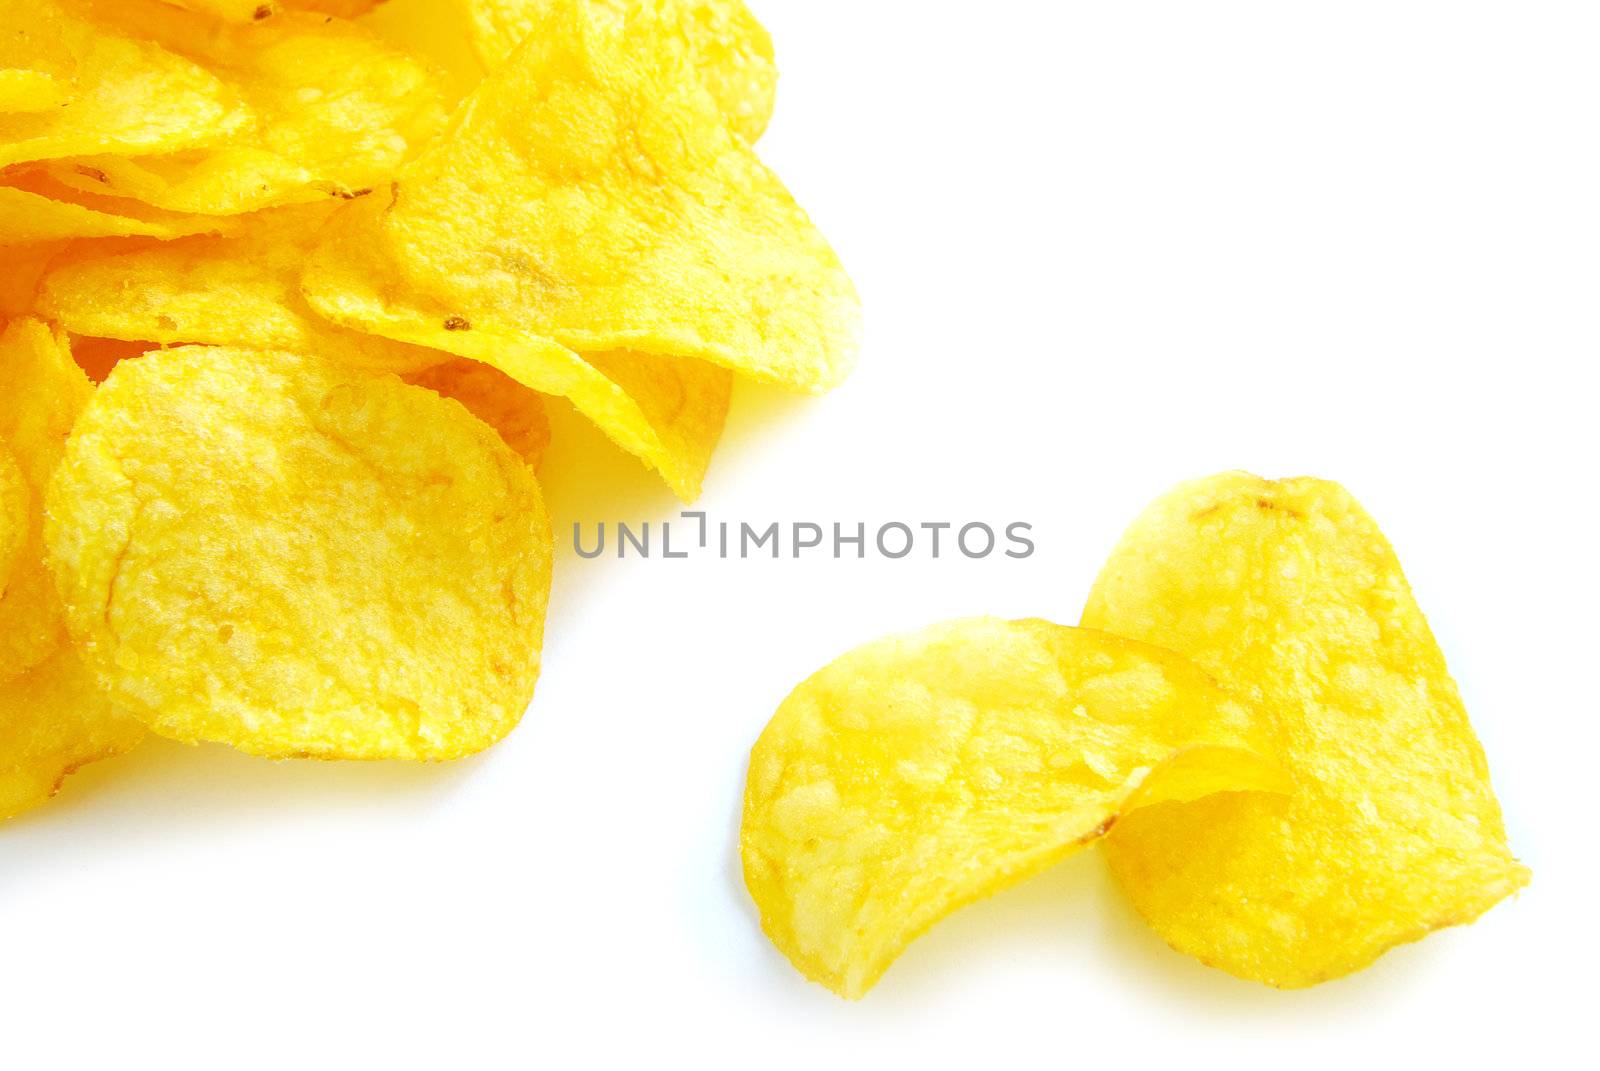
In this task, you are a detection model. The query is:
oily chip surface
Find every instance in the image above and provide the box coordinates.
[378,0,859,394]
[1082,472,1529,987]
[467,0,776,143]
[741,616,1284,999]
[0,318,93,683]
[0,644,144,820]
[46,346,553,760]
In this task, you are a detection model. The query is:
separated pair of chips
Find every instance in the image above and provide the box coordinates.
[741,474,1527,996]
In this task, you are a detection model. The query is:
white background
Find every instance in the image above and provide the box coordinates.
[4,1,1596,1066]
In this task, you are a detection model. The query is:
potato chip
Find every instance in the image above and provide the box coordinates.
[0,442,26,593]
[358,0,486,106]
[39,204,439,374]
[407,359,551,468]
[467,0,776,143]
[306,195,731,499]
[0,1,247,169]
[0,0,77,113]
[52,0,445,215]
[0,318,93,683]
[166,0,386,19]
[0,241,68,319]
[0,644,145,821]
[0,181,226,243]
[741,616,1285,999]
[1082,472,1529,987]
[46,345,552,760]
[370,0,859,394]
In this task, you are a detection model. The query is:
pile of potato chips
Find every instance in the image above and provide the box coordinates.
[742,473,1527,996]
[1,0,860,818]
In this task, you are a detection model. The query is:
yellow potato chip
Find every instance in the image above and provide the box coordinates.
[0,241,69,319]
[166,0,387,19]
[467,0,776,143]
[54,0,445,215]
[1,644,144,821]
[0,0,78,113]
[0,442,26,593]
[0,180,226,243]
[0,318,93,683]
[46,345,552,760]
[372,0,859,394]
[306,195,731,499]
[407,359,551,468]
[741,616,1285,999]
[39,203,439,374]
[1082,472,1529,987]
[0,70,68,113]
[0,1,247,169]
[358,0,486,106]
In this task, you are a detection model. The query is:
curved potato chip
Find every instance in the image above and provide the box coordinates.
[0,318,92,683]
[306,195,731,499]
[0,442,26,593]
[741,616,1284,999]
[1082,472,1529,988]
[375,0,858,394]
[407,360,551,468]
[41,148,344,218]
[0,1,246,169]
[47,345,552,760]
[1,644,144,821]
[467,0,776,143]
[59,0,445,214]
[39,204,439,374]
[0,181,226,243]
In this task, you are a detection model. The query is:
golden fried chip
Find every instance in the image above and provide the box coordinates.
[0,1,246,169]
[741,616,1285,999]
[1082,472,1529,987]
[39,204,439,374]
[1,644,144,820]
[306,195,731,499]
[0,0,77,113]
[0,181,226,243]
[166,0,387,19]
[0,442,26,593]
[467,0,776,143]
[407,359,551,468]
[0,241,68,319]
[0,318,93,683]
[53,0,445,215]
[47,346,552,760]
[371,0,858,394]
